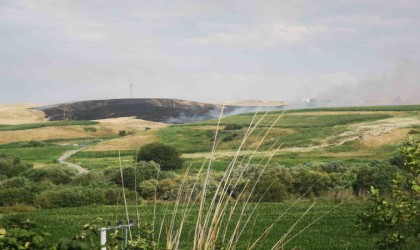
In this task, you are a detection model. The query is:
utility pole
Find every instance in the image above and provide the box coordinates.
[129,84,134,98]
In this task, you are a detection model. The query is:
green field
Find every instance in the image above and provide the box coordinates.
[0,144,74,164]
[0,202,384,249]
[285,104,420,113]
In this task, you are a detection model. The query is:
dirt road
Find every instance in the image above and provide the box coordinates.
[58,149,88,174]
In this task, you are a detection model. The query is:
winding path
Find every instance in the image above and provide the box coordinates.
[58,149,89,174]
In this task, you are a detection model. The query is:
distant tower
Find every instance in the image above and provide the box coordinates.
[129,84,134,98]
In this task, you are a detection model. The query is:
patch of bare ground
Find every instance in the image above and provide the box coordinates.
[360,128,412,147]
[0,103,46,125]
[326,117,420,149]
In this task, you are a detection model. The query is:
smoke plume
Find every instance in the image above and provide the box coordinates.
[317,59,420,106]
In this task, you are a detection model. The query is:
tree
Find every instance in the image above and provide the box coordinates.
[359,139,420,249]
[136,143,183,171]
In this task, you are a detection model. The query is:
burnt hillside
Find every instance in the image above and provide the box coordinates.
[38,98,285,124]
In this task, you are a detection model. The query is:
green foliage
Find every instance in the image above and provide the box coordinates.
[119,130,127,136]
[198,113,393,128]
[83,127,97,132]
[352,161,400,196]
[223,124,243,130]
[34,186,126,208]
[220,131,240,142]
[136,143,183,171]
[0,154,32,178]
[0,219,55,249]
[113,161,160,190]
[285,104,420,113]
[0,218,158,250]
[0,145,73,164]
[359,139,420,249]
[1,202,377,249]
[251,167,294,202]
[0,120,99,131]
[19,140,47,148]
[23,166,77,185]
[139,180,158,199]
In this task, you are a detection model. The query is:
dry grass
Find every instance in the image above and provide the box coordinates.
[0,126,98,144]
[82,117,167,151]
[286,111,403,116]
[361,128,411,147]
[0,116,166,145]
[84,133,158,151]
[0,103,46,125]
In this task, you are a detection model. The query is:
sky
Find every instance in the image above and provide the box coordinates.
[0,0,419,105]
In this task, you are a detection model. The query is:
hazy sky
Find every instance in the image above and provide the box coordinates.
[1,0,419,105]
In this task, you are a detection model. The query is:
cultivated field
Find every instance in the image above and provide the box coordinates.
[1,104,419,249]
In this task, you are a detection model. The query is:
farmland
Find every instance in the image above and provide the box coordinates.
[1,104,420,249]
[0,202,377,249]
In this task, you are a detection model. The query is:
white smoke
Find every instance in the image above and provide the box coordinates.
[317,59,420,106]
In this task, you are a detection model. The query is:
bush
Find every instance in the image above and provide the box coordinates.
[136,143,183,171]
[223,124,243,130]
[139,179,158,199]
[19,140,47,148]
[119,130,127,136]
[84,127,97,132]
[23,166,77,185]
[113,161,160,190]
[352,161,400,196]
[221,132,239,142]
[0,155,31,178]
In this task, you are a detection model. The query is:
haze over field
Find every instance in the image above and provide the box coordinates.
[0,0,419,105]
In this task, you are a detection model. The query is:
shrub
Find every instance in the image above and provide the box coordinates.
[359,139,420,249]
[118,130,127,136]
[19,140,47,148]
[221,132,239,142]
[352,161,400,196]
[0,155,31,178]
[23,166,77,185]
[136,143,183,171]
[113,161,160,190]
[223,123,243,130]
[84,127,97,132]
[139,179,158,199]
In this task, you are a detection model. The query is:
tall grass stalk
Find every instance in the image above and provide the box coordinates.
[118,151,132,240]
[120,105,341,249]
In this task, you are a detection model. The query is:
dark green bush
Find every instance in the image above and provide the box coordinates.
[19,140,47,148]
[221,132,239,142]
[84,127,97,132]
[223,124,243,130]
[113,161,160,190]
[0,155,31,177]
[23,166,77,185]
[136,143,183,171]
[352,161,400,196]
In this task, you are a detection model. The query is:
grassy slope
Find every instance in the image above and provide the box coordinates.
[0,120,98,131]
[60,106,420,170]
[0,143,74,164]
